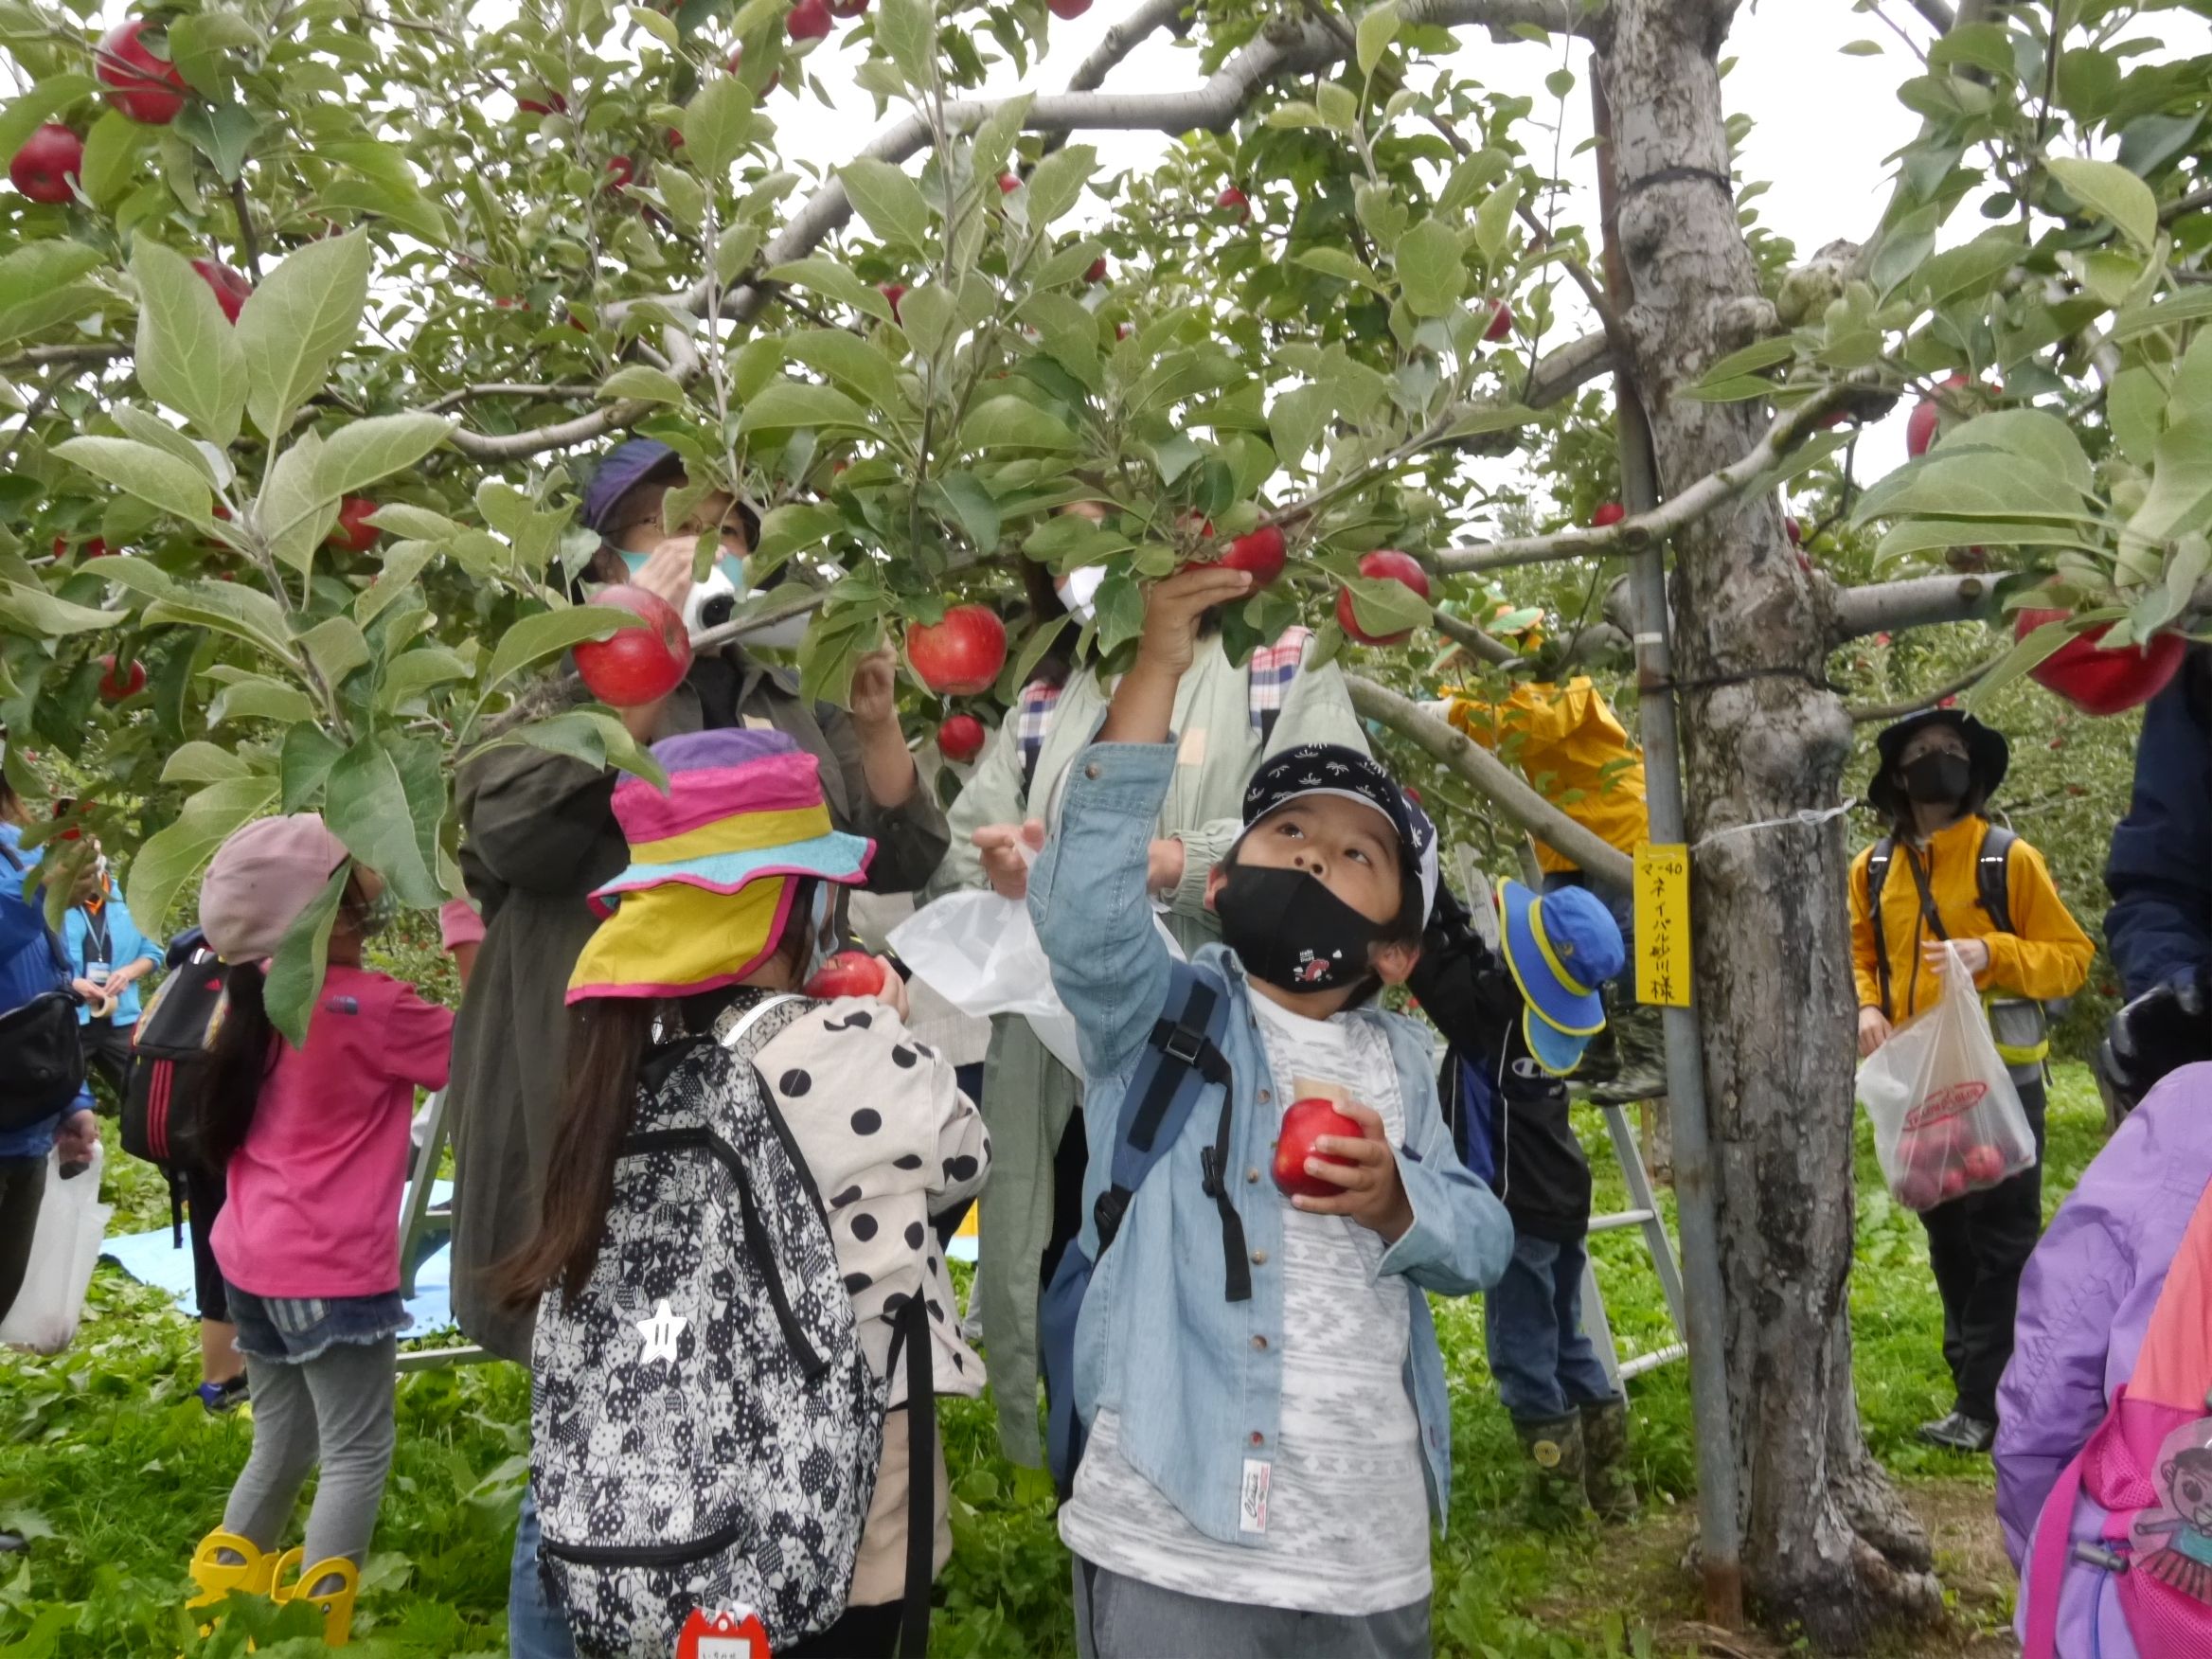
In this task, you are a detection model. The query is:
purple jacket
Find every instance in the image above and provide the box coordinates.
[1995,1061,2212,1655]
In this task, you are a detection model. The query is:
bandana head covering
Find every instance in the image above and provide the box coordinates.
[566,729,874,1003]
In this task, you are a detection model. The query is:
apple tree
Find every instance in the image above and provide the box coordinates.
[1,0,2207,1646]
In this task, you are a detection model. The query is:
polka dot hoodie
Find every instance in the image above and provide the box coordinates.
[754,994,990,1405]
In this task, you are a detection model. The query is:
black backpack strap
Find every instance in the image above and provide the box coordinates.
[1866,839,1895,1021]
[885,1292,934,1659]
[1975,824,2017,936]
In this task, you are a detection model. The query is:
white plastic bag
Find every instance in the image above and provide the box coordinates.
[0,1141,112,1352]
[1856,942,2036,1211]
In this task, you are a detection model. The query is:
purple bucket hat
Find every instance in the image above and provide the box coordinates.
[582,438,761,547]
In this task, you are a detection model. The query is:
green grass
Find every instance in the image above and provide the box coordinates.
[0,1068,2110,1655]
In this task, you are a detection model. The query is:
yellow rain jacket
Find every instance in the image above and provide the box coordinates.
[1848,813,2094,1052]
[1444,676,1650,873]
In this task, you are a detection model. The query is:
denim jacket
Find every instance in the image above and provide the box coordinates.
[1030,739,1513,1545]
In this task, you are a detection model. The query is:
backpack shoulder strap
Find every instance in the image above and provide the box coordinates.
[1975,824,2017,937]
[714,991,804,1059]
[1866,838,1896,1020]
[1095,960,1251,1303]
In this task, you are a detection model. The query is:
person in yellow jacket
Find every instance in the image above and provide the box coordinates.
[1848,708,2094,1455]
[1435,673,1661,1095]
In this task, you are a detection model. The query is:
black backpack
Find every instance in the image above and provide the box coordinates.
[121,946,229,1247]
[0,844,86,1133]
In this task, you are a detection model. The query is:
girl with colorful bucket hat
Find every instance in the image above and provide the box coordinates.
[496,729,988,1659]
[184,814,455,1647]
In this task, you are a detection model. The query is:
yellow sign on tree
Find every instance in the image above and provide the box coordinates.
[1633,842,1692,1008]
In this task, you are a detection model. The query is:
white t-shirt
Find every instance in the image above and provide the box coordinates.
[1057,993,1432,1614]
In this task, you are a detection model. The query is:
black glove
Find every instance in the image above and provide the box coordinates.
[2097,972,2211,1121]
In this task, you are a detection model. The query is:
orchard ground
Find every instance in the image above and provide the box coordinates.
[0,1062,2106,1657]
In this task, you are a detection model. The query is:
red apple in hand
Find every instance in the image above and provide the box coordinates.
[2015,608,2186,717]
[192,259,253,322]
[327,497,381,554]
[575,584,693,706]
[787,0,832,38]
[1217,525,1286,586]
[1335,549,1432,647]
[97,19,188,125]
[908,605,1008,696]
[1590,502,1627,528]
[936,713,987,763]
[1482,298,1513,342]
[9,125,83,204]
[98,655,147,702]
[805,950,887,999]
[1273,1097,1364,1200]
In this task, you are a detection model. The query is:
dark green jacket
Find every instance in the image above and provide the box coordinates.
[444,656,949,1361]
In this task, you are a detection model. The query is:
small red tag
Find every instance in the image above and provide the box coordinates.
[675,1606,772,1659]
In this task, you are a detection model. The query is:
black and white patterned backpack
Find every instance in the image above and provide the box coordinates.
[530,993,883,1658]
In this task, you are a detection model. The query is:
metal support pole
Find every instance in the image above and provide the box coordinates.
[1592,75,1744,1630]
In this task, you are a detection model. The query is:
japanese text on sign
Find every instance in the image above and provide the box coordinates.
[1633,842,1692,1008]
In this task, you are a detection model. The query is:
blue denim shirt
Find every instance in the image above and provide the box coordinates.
[1030,739,1513,1546]
[0,823,90,1158]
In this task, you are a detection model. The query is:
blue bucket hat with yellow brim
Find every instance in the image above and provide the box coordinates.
[1501,880,1626,1077]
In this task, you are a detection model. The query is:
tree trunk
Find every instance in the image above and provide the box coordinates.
[1596,2,1942,1647]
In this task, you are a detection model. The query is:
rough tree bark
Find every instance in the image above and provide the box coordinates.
[1597,1,1942,1647]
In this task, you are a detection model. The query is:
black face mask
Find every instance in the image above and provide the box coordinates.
[1900,751,1971,806]
[1213,862,1386,995]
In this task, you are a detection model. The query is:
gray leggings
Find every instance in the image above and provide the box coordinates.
[220,1336,397,1569]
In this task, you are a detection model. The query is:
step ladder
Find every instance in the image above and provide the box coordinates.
[1449,848,1688,1390]
[394,1087,491,1373]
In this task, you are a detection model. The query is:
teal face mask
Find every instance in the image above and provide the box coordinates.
[615,550,807,648]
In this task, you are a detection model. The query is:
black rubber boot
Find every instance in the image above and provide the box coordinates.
[1511,1411,1591,1527]
[1579,1397,1640,1522]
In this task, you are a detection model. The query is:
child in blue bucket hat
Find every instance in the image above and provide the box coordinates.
[1409,875,1632,1526]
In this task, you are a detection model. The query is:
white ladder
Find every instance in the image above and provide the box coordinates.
[394,1087,490,1373]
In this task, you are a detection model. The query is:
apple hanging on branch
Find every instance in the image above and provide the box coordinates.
[98,655,147,703]
[1335,550,1432,647]
[96,19,188,125]
[326,497,383,554]
[2014,608,2186,718]
[9,125,83,204]
[936,713,987,764]
[192,259,253,322]
[907,605,1008,697]
[574,586,693,707]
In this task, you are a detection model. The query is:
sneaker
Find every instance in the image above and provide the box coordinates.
[1918,1409,1995,1453]
[198,1376,250,1415]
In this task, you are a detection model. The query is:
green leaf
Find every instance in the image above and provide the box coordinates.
[259,434,334,573]
[316,413,454,498]
[478,603,637,696]
[1472,180,1522,268]
[171,99,259,185]
[1355,1,1400,77]
[839,157,934,250]
[752,502,842,562]
[132,241,247,446]
[513,708,666,789]
[1436,149,1507,216]
[367,503,463,543]
[737,380,875,434]
[124,775,279,934]
[1268,384,1334,466]
[1927,21,2015,80]
[1840,39,1883,55]
[598,365,687,406]
[1966,617,2073,712]
[1316,82,1361,133]
[262,865,347,1047]
[236,231,374,439]
[1691,335,1798,391]
[1543,66,1576,99]
[1023,143,1096,227]
[682,70,753,179]
[628,4,682,46]
[80,108,150,208]
[325,737,443,908]
[2110,288,2212,343]
[142,580,297,662]
[766,256,896,323]
[0,240,103,314]
[0,278,104,349]
[894,283,954,357]
[207,675,319,726]
[1911,229,2025,310]
[1293,248,1384,293]
[1341,571,1432,638]
[928,473,1001,551]
[166,10,258,96]
[958,396,1078,451]
[1395,218,1467,319]
[278,722,345,812]
[51,437,212,523]
[785,329,910,416]
[877,0,937,90]
[378,647,473,713]
[0,580,126,637]
[2046,155,2158,252]
[299,615,372,691]
[160,741,251,783]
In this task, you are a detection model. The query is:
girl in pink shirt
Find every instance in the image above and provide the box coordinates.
[183,815,455,1647]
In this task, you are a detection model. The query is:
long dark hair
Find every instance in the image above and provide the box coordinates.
[492,878,821,1309]
[198,961,279,1173]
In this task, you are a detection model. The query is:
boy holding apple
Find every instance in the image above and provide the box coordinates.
[1029,566,1512,1658]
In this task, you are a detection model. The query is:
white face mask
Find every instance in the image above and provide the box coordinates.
[1055,565,1107,626]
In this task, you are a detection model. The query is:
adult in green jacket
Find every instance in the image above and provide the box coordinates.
[444,440,950,1365]
[928,558,1366,1465]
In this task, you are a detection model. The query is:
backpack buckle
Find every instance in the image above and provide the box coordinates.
[1200,1147,1225,1200]
[1094,1186,1132,1249]
[1159,1021,1206,1069]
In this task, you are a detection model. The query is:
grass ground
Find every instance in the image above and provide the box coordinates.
[0,1065,2110,1656]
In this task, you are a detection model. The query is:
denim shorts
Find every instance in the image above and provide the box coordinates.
[225,1283,411,1364]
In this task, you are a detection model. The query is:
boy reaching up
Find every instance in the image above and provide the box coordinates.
[1030,566,1514,1659]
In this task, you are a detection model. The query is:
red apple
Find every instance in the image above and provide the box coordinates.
[96,19,188,125]
[1938,1167,1970,1203]
[1273,1097,1364,1200]
[787,0,832,37]
[9,124,83,204]
[192,259,252,322]
[881,282,907,321]
[327,497,381,554]
[1085,256,1108,283]
[98,655,147,702]
[1217,525,1286,586]
[936,713,987,764]
[1590,501,1627,528]
[1892,1168,1941,1211]
[2015,607,2187,717]
[1049,0,1093,15]
[1784,516,1803,546]
[604,154,634,192]
[1334,549,1432,647]
[907,605,1008,696]
[1961,1144,2006,1186]
[1215,186,1250,221]
[52,536,109,560]
[997,171,1022,194]
[574,584,693,706]
[1115,322,1132,340]
[517,90,569,116]
[804,950,888,999]
[1483,298,1513,342]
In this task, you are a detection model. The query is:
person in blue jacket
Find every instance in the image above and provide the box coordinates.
[2100,645,2212,1115]
[0,757,99,1329]
[61,846,163,1097]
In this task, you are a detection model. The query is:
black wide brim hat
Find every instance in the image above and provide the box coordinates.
[1866,707,2009,820]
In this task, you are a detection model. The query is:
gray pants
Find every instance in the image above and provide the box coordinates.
[220,1337,397,1568]
[1072,1558,1431,1659]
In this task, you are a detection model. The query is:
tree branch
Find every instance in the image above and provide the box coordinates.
[422,381,605,414]
[1846,653,1999,722]
[1827,573,1995,642]
[1347,673,1634,890]
[1433,384,1855,573]
[1903,0,1956,30]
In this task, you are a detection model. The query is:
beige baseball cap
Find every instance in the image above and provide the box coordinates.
[198,814,350,962]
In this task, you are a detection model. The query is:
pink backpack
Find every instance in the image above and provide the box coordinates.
[2025,1176,2212,1656]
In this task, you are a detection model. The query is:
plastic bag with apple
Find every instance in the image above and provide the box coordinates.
[1857,940,2037,1212]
